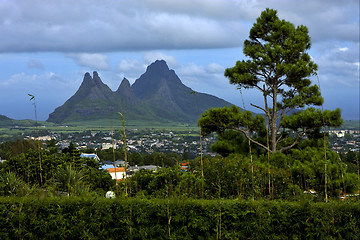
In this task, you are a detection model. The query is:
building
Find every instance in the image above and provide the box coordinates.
[107,167,126,180]
[80,153,100,161]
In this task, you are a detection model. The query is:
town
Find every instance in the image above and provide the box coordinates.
[24,127,217,161]
[20,125,360,158]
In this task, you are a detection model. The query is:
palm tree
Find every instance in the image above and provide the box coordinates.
[56,164,87,196]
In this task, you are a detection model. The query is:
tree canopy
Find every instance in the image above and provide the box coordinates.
[199,8,342,153]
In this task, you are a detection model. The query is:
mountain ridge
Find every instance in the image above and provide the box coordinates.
[47,60,235,124]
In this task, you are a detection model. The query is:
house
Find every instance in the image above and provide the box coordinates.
[179,162,190,171]
[127,165,160,176]
[107,167,126,181]
[138,165,160,171]
[102,143,117,150]
[80,153,100,161]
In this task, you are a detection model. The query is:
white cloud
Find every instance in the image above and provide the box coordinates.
[176,62,229,96]
[0,72,69,90]
[178,62,206,77]
[67,53,110,70]
[143,52,178,68]
[27,59,44,70]
[118,59,143,72]
[0,71,78,120]
[314,42,359,87]
[205,63,224,73]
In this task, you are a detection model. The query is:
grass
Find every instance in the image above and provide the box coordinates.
[341,120,360,130]
[0,118,200,141]
[63,118,198,130]
[1,117,357,141]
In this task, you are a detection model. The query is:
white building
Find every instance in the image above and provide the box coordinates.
[107,167,126,180]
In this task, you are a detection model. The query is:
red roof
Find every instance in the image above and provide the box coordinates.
[107,167,126,173]
[179,162,190,166]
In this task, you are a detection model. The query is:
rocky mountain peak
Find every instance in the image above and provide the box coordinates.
[118,77,131,90]
[131,60,182,99]
[116,78,138,104]
[146,60,169,73]
[47,60,234,124]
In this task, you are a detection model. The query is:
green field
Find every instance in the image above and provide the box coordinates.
[341,120,360,130]
[0,117,357,141]
[0,118,201,141]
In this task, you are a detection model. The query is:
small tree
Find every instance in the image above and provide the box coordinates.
[56,163,87,195]
[28,94,43,184]
[199,8,342,153]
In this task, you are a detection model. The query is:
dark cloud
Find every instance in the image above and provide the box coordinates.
[0,0,247,52]
[3,0,356,53]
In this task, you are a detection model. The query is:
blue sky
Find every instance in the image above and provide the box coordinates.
[0,0,359,121]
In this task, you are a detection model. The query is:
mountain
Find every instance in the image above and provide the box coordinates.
[47,60,235,124]
[48,71,120,123]
[132,60,233,121]
[116,78,139,104]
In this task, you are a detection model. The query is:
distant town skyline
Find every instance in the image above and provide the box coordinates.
[0,0,358,120]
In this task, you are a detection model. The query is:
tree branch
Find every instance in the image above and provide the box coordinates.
[230,126,270,152]
[255,85,265,92]
[279,137,301,152]
[279,126,317,152]
[250,103,269,115]
[276,132,283,145]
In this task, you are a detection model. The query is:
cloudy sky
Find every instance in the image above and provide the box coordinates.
[0,0,359,121]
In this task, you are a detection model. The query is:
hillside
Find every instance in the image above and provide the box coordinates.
[0,114,39,128]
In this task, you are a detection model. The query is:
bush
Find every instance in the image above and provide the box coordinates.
[0,197,359,239]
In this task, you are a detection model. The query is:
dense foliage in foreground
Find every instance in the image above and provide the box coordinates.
[1,197,359,239]
[0,138,359,200]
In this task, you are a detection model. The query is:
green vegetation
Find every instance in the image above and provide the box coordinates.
[1,138,358,200]
[0,115,356,143]
[0,8,358,238]
[0,128,358,238]
[341,120,360,130]
[0,197,359,239]
[200,8,342,153]
[0,140,115,197]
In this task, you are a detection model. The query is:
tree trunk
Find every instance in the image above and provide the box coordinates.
[270,86,278,153]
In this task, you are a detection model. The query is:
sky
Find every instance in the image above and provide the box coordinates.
[0,0,359,121]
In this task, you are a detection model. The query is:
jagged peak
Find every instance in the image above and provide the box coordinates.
[47,61,234,124]
[116,77,131,92]
[120,77,131,88]
[79,72,93,87]
[92,71,102,83]
[146,59,169,73]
